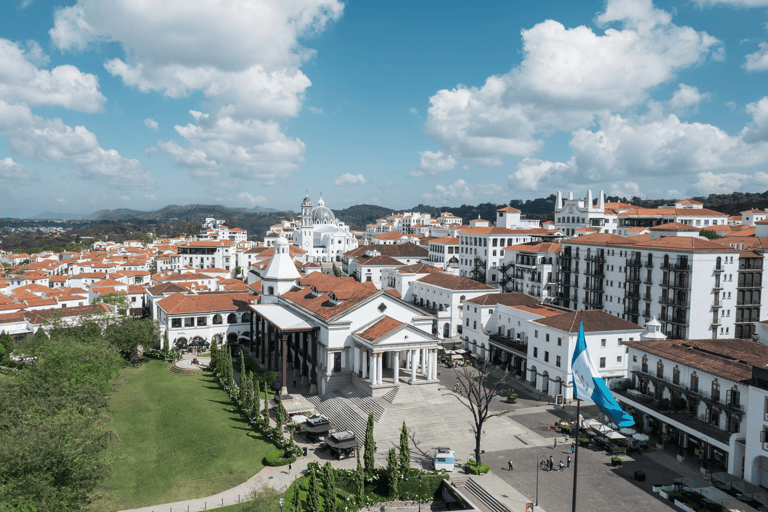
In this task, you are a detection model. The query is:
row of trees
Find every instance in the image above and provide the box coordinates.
[0,312,159,510]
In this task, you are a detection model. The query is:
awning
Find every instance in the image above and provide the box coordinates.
[249,304,313,332]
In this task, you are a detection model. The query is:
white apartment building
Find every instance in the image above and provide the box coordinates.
[172,240,236,272]
[343,244,428,276]
[381,263,445,302]
[462,299,643,398]
[427,236,459,268]
[742,209,768,226]
[198,224,248,243]
[495,206,541,229]
[558,229,740,340]
[457,227,543,285]
[619,335,768,485]
[498,242,561,303]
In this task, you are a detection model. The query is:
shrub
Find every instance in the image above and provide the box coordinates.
[634,470,645,476]
[264,448,297,467]
[505,392,518,402]
[667,491,682,500]
[397,473,447,500]
[579,437,589,446]
[610,457,622,466]
[560,424,571,434]
[466,461,490,475]
[657,398,671,411]
[671,398,687,412]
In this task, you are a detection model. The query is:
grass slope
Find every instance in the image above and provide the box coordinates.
[89,359,272,511]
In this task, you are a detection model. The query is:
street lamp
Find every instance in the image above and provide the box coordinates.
[418,475,423,512]
[536,451,547,507]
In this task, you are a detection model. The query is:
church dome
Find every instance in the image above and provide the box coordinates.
[312,198,336,224]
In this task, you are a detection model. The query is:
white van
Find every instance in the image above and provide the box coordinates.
[433,447,455,471]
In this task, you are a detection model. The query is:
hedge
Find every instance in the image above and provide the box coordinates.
[466,461,490,475]
[264,449,297,467]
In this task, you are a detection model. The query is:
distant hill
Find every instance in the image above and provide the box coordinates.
[29,211,87,220]
[82,204,278,222]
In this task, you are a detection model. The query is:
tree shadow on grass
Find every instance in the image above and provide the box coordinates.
[207,399,233,405]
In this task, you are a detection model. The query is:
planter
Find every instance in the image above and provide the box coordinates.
[652,484,674,494]
[674,499,695,512]
[611,457,622,467]
[634,471,646,482]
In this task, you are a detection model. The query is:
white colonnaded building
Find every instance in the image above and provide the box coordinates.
[293,195,358,263]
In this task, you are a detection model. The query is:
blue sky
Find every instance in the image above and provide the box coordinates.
[1,0,768,217]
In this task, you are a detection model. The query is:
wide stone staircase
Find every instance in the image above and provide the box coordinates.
[336,389,386,422]
[464,478,512,512]
[306,395,369,441]
[381,387,399,403]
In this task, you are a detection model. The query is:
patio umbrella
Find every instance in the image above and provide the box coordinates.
[632,433,649,442]
[620,427,637,435]
[607,422,618,429]
[291,415,309,424]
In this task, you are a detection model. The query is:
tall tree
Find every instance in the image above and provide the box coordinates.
[355,443,364,502]
[307,466,320,512]
[250,377,260,419]
[322,461,336,512]
[386,448,399,498]
[239,350,248,403]
[242,370,252,412]
[275,391,288,426]
[163,329,170,352]
[399,421,410,470]
[454,361,509,464]
[262,380,270,422]
[210,337,218,371]
[292,479,303,512]
[364,412,375,474]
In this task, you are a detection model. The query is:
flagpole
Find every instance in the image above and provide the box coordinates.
[571,398,580,512]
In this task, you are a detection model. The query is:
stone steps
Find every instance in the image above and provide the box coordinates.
[306,395,368,442]
[169,363,203,375]
[335,390,385,422]
[464,478,511,512]
[381,387,399,403]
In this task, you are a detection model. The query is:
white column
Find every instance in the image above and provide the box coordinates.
[354,345,360,373]
[341,349,347,371]
[369,352,376,385]
[377,353,383,385]
[363,349,368,379]
[432,350,438,380]
[406,350,411,370]
[394,352,400,383]
[425,348,431,381]
[422,348,428,375]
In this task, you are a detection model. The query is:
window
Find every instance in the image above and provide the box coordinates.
[557,337,562,346]
[213,314,222,325]
[197,317,207,326]
[535,330,539,338]
[544,351,549,362]
[656,359,663,379]
[691,373,699,393]
[599,357,606,368]
[673,366,680,385]
[533,347,538,358]
[171,318,181,328]
[712,380,720,401]
[601,339,606,347]
[473,321,477,329]
[617,356,622,363]
[227,313,238,324]
[184,317,194,327]
[556,356,561,367]
[632,355,637,362]
[546,334,550,342]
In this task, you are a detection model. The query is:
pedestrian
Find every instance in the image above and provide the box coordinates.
[288,463,292,474]
[571,443,575,454]
[293,380,297,388]
[374,442,378,452]
[554,438,557,449]
[567,456,571,468]
[508,459,513,471]
[565,433,569,442]
[549,455,553,471]
[559,461,564,472]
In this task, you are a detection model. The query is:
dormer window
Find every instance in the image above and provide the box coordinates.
[328,292,343,304]
[310,285,321,296]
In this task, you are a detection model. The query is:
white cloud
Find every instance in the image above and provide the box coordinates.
[144,118,158,130]
[237,192,267,205]
[690,171,768,194]
[745,42,768,71]
[119,195,130,201]
[335,173,367,185]
[609,181,645,199]
[51,0,344,183]
[667,189,682,197]
[0,157,39,183]
[741,97,768,143]
[410,150,456,177]
[0,101,153,190]
[56,197,66,204]
[308,106,323,114]
[409,107,418,115]
[143,194,157,201]
[0,38,105,113]
[21,40,50,67]
[423,0,720,165]
[669,83,710,111]
[509,158,576,191]
[423,179,504,202]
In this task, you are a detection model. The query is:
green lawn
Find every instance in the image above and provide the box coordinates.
[88,359,273,511]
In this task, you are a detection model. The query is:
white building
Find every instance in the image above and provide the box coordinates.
[427,237,459,268]
[558,229,740,340]
[294,196,358,263]
[498,242,561,303]
[172,240,237,272]
[457,227,546,285]
[620,334,768,486]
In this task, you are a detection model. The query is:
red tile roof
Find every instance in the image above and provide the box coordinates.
[356,316,404,342]
[157,292,256,315]
[533,310,642,333]
[415,273,495,291]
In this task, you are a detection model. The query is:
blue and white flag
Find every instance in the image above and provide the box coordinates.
[571,321,634,428]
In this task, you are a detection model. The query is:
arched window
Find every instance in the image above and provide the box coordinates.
[690,372,698,393]
[673,366,680,385]
[227,313,238,324]
[712,379,720,401]
[542,371,549,394]
[716,256,722,271]
[641,355,648,373]
[656,359,664,379]
[213,314,223,325]
[241,312,251,323]
[647,253,653,266]
[663,254,670,267]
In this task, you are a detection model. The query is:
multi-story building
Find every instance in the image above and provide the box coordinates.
[498,242,561,303]
[343,244,427,276]
[172,240,236,272]
[457,228,547,285]
[426,236,459,268]
[619,334,768,485]
[557,227,740,340]
[294,195,358,263]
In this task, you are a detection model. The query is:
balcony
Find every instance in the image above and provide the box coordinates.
[713,281,723,291]
[642,293,652,302]
[488,334,528,355]
[643,276,653,285]
[612,387,733,445]
[712,299,723,309]
[644,261,654,269]
[585,254,605,263]
[626,273,642,283]
[659,295,690,307]
[626,258,642,268]
[660,261,692,271]
[714,266,724,273]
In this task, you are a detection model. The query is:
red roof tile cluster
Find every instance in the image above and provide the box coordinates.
[415,273,495,291]
[284,273,380,320]
[356,316,404,342]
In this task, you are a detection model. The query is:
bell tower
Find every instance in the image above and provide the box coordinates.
[301,193,312,228]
